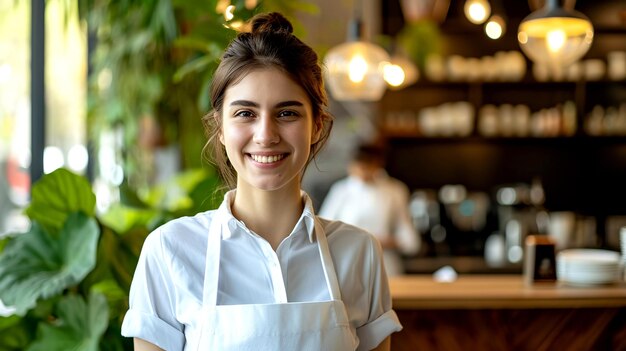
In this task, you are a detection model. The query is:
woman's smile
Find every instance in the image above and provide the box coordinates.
[249,153,287,164]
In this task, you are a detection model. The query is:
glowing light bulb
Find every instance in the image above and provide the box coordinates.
[464,0,491,25]
[224,5,235,21]
[383,63,405,87]
[348,55,367,83]
[469,4,486,22]
[485,15,505,40]
[546,29,566,53]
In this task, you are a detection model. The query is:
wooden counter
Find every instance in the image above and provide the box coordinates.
[390,274,626,309]
[388,275,626,351]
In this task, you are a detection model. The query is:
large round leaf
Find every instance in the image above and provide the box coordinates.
[25,168,96,235]
[0,212,100,316]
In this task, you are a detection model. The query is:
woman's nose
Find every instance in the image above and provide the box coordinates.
[253,116,280,145]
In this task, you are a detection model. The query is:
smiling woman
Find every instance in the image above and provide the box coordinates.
[121,12,402,351]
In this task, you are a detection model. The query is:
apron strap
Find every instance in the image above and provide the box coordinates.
[202,209,343,304]
[314,218,343,301]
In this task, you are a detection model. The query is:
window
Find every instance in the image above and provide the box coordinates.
[0,1,87,234]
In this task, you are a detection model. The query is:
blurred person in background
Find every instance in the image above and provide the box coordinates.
[320,142,420,276]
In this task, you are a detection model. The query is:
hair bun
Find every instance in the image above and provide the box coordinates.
[250,12,293,34]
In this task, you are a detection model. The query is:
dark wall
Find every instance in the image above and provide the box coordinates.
[386,137,626,216]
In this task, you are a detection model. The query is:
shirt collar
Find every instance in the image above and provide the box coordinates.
[215,190,318,243]
[300,191,318,243]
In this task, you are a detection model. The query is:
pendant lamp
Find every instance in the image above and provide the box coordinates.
[324,12,390,101]
[517,0,593,68]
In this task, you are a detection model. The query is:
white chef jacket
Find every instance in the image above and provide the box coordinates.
[319,171,420,276]
[121,190,402,350]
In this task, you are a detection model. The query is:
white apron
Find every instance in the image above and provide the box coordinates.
[195,214,359,350]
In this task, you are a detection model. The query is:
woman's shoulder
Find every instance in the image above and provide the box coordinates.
[318,217,380,250]
[159,210,216,234]
[142,210,218,256]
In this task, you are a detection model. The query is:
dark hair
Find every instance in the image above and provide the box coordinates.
[202,12,333,188]
[353,143,386,165]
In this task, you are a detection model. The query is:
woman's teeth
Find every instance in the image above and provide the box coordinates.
[250,154,285,163]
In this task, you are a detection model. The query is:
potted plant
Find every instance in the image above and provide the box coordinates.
[0,166,223,350]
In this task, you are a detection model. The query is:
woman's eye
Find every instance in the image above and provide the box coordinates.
[278,110,299,118]
[234,110,254,118]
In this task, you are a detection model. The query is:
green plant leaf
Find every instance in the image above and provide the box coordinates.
[0,315,30,351]
[26,292,108,351]
[0,236,9,254]
[90,280,127,305]
[98,204,158,235]
[25,168,96,235]
[173,54,216,83]
[139,168,216,211]
[189,170,224,212]
[0,213,100,316]
[173,36,224,55]
[397,20,442,70]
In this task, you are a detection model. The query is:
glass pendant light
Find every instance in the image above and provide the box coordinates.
[517,0,593,68]
[324,14,390,101]
[464,0,491,25]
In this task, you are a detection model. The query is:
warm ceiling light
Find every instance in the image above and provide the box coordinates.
[485,15,505,40]
[518,0,593,68]
[383,55,419,89]
[464,0,491,25]
[324,20,390,101]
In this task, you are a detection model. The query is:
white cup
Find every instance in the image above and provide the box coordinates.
[548,211,576,251]
[608,51,626,81]
[584,59,606,81]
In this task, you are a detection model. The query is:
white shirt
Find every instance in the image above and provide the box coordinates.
[319,171,420,257]
[122,191,402,350]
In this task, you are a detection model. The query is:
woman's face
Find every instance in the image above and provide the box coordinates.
[220,67,319,193]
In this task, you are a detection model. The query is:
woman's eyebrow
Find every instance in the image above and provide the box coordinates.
[275,100,304,108]
[229,100,258,107]
[229,100,305,108]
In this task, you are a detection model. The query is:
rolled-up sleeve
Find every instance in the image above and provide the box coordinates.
[121,229,185,350]
[356,309,402,350]
[356,237,403,350]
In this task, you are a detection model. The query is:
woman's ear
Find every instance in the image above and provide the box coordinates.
[311,116,324,145]
[214,112,225,145]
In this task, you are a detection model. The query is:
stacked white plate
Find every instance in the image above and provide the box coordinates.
[557,249,621,286]
[619,227,626,267]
